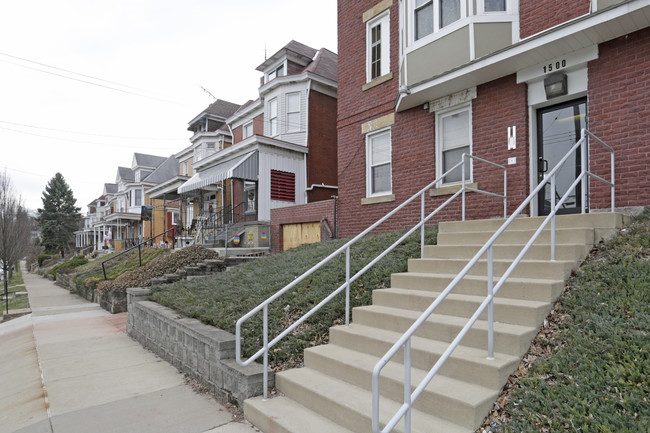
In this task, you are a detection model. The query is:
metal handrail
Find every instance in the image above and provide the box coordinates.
[101,226,176,280]
[371,128,614,433]
[235,154,507,399]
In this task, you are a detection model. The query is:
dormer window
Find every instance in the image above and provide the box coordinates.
[267,63,285,82]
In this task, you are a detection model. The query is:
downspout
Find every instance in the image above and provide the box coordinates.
[304,79,312,204]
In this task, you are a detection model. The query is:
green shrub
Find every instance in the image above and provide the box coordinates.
[48,255,89,279]
[37,254,53,267]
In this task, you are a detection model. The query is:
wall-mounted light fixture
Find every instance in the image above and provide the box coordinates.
[423,102,430,111]
[544,72,568,99]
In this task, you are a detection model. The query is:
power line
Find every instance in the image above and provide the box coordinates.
[0,53,186,106]
[0,120,187,141]
[0,126,181,151]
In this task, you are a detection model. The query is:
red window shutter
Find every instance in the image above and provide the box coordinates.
[271,170,295,201]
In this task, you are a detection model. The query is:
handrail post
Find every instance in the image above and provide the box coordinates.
[611,150,615,211]
[404,338,412,433]
[263,304,268,400]
[550,175,556,262]
[102,262,107,280]
[138,245,142,267]
[462,154,466,221]
[345,246,351,327]
[420,193,425,258]
[487,245,494,360]
[581,133,587,214]
[503,167,507,218]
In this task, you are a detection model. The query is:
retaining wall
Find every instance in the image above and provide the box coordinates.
[126,288,272,407]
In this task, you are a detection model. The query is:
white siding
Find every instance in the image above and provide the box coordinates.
[257,145,307,221]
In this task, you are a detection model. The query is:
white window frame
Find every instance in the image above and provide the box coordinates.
[366,11,390,82]
[181,161,188,176]
[411,0,467,42]
[268,98,278,137]
[478,0,509,14]
[436,104,473,185]
[243,121,253,139]
[266,61,286,83]
[286,92,301,132]
[366,128,392,197]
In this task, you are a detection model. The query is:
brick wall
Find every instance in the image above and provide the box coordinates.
[338,0,530,238]
[270,199,336,253]
[588,27,650,210]
[307,90,338,203]
[519,0,590,39]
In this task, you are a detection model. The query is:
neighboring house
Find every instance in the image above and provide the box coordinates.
[74,195,106,250]
[178,41,338,251]
[337,0,650,237]
[100,153,168,252]
[142,155,186,246]
[174,99,242,245]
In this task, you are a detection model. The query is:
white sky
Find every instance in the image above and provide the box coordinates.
[0,0,338,213]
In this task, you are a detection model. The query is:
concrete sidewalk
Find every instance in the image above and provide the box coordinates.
[0,262,259,433]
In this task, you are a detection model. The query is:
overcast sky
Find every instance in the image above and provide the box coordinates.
[0,0,338,213]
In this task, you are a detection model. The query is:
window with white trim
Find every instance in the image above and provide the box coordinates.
[286,93,301,132]
[414,0,464,40]
[366,128,392,196]
[268,98,278,137]
[437,105,472,184]
[181,161,187,176]
[366,11,390,82]
[483,0,506,12]
[243,121,253,139]
[267,63,285,82]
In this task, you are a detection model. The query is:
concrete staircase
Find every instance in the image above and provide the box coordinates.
[244,213,627,433]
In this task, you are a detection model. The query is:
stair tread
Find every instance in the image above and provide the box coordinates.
[332,323,519,367]
[277,366,469,433]
[245,395,356,433]
[306,343,498,402]
[378,287,550,308]
[356,304,536,335]
[393,271,565,284]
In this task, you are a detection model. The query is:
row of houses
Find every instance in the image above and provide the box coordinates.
[75,41,338,255]
[77,0,650,258]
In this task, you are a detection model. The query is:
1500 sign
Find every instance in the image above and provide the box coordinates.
[543,59,567,74]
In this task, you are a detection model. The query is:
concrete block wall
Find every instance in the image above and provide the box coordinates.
[126,288,273,407]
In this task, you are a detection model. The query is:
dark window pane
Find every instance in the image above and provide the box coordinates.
[415,2,433,40]
[442,146,470,183]
[485,0,506,11]
[440,0,460,28]
[372,163,391,194]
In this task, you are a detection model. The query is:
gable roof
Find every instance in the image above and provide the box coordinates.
[117,167,135,183]
[133,153,168,170]
[104,183,118,194]
[304,48,338,83]
[256,40,318,71]
[143,155,179,184]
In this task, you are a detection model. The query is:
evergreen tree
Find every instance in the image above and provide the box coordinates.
[37,173,81,257]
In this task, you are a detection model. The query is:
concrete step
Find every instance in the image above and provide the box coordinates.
[245,395,355,433]
[438,212,627,234]
[329,324,519,390]
[436,227,595,247]
[304,344,497,429]
[407,257,577,280]
[373,288,551,327]
[275,367,468,433]
[391,272,565,302]
[423,242,590,261]
[352,305,537,356]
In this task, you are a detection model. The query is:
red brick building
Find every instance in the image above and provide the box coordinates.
[337,0,650,237]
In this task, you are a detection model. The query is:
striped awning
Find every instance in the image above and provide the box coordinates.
[178,151,258,194]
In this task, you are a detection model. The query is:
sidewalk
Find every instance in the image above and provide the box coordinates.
[0,262,259,433]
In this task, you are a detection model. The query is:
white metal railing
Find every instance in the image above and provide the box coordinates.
[371,128,614,433]
[236,154,507,398]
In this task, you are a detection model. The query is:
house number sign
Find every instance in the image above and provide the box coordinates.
[516,45,598,84]
[542,59,567,74]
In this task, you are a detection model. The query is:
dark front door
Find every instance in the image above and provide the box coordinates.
[537,98,587,215]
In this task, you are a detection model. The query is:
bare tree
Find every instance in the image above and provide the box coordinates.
[0,171,32,313]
